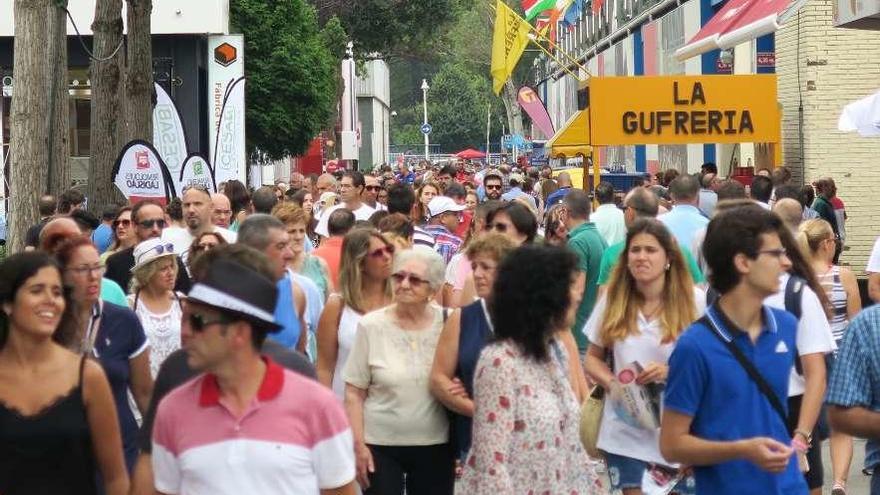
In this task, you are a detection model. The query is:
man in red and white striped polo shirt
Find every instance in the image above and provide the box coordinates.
[151,259,356,494]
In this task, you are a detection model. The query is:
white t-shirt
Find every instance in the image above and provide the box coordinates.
[867,237,880,273]
[764,272,836,397]
[315,203,376,238]
[583,288,707,466]
[161,226,237,266]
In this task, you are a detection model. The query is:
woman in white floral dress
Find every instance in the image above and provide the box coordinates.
[126,238,183,377]
[461,245,607,494]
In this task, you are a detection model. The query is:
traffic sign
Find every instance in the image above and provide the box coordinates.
[420,123,433,135]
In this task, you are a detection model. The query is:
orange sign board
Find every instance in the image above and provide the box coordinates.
[589,75,780,146]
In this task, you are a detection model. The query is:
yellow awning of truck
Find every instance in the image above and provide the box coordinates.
[546,110,591,158]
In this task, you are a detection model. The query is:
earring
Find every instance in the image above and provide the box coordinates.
[665,263,671,271]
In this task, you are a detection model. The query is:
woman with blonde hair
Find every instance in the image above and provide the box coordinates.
[798,218,861,495]
[127,238,183,378]
[316,228,394,399]
[413,181,440,225]
[584,218,705,495]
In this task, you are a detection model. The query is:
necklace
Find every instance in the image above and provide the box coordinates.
[641,300,663,321]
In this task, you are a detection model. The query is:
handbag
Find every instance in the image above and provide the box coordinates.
[580,385,605,458]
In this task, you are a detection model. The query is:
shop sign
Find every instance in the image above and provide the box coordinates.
[589,75,780,145]
[756,52,776,68]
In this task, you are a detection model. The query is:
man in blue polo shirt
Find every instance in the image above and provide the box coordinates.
[660,207,808,495]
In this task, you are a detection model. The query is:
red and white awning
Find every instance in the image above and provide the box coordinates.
[675,0,797,61]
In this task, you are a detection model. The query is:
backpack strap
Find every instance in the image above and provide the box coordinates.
[784,275,805,375]
[699,314,792,435]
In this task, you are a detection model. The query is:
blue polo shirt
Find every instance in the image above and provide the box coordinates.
[664,304,807,495]
[269,272,302,349]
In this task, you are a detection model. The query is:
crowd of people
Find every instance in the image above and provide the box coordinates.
[2,158,880,495]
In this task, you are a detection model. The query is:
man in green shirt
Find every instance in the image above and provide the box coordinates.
[563,189,607,354]
[597,187,705,289]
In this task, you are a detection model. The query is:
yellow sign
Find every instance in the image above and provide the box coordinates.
[589,75,780,146]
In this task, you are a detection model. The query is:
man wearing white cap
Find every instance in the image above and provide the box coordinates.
[151,258,356,495]
[423,196,465,264]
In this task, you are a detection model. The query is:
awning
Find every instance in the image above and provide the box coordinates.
[546,110,592,158]
[675,0,797,61]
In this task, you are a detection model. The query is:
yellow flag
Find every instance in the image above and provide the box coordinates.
[491,0,532,95]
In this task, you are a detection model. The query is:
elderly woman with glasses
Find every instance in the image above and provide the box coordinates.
[344,246,454,494]
[126,238,184,378]
[53,236,153,474]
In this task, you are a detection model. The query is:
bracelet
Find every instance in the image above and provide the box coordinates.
[794,429,812,443]
[791,437,809,453]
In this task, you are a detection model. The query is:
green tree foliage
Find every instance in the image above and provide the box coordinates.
[231,0,341,159]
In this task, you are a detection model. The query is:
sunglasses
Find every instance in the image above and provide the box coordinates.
[365,185,382,191]
[485,184,502,191]
[113,219,131,228]
[138,219,167,229]
[391,271,429,287]
[368,245,395,259]
[136,243,175,264]
[193,242,218,252]
[489,222,509,233]
[188,313,231,333]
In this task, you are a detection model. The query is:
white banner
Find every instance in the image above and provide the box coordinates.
[179,153,216,193]
[207,34,246,188]
[152,82,189,193]
[112,140,176,203]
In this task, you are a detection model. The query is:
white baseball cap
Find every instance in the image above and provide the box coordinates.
[428,196,466,218]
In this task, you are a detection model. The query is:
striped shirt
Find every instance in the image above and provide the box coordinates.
[152,358,355,494]
[817,265,849,342]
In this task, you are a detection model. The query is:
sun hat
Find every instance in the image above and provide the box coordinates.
[185,258,282,332]
[131,238,177,273]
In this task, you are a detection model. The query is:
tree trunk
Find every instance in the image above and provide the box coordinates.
[501,78,524,137]
[88,0,125,210]
[8,0,50,253]
[46,2,69,196]
[123,0,153,144]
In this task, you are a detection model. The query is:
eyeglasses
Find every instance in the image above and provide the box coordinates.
[368,245,395,259]
[365,185,382,191]
[757,248,788,259]
[485,184,502,191]
[67,264,105,277]
[188,313,231,333]
[192,242,218,252]
[214,209,232,216]
[136,243,175,264]
[138,219,167,229]
[391,271,429,287]
[113,219,131,228]
[489,222,509,233]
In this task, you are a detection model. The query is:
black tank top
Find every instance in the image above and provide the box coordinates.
[0,356,98,495]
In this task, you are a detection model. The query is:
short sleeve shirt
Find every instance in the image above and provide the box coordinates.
[664,305,807,495]
[596,241,705,286]
[867,237,880,273]
[343,305,449,446]
[152,359,352,494]
[567,222,607,350]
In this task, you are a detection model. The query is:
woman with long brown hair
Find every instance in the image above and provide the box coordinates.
[100,207,135,262]
[413,181,440,225]
[316,228,394,399]
[584,218,704,495]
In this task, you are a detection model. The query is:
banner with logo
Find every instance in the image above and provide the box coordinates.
[517,86,555,139]
[179,153,216,193]
[112,140,176,203]
[207,34,246,188]
[152,83,189,192]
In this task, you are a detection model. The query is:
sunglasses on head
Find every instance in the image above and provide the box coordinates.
[188,313,231,333]
[138,219,167,229]
[391,271,429,286]
[136,243,175,263]
[368,245,395,259]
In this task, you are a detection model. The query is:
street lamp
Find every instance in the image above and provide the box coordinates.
[421,79,430,161]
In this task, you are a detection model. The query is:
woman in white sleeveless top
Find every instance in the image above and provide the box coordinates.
[127,238,183,378]
[317,229,393,399]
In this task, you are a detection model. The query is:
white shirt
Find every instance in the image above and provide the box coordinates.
[315,203,376,238]
[591,203,626,246]
[162,226,237,266]
[584,288,707,466]
[867,237,880,273]
[764,272,836,397]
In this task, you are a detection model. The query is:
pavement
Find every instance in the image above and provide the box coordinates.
[822,437,871,494]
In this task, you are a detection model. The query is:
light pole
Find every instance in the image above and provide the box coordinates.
[421,79,430,161]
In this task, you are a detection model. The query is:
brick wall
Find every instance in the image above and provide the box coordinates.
[776,0,880,273]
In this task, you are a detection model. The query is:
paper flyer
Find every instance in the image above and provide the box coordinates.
[612,361,663,430]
